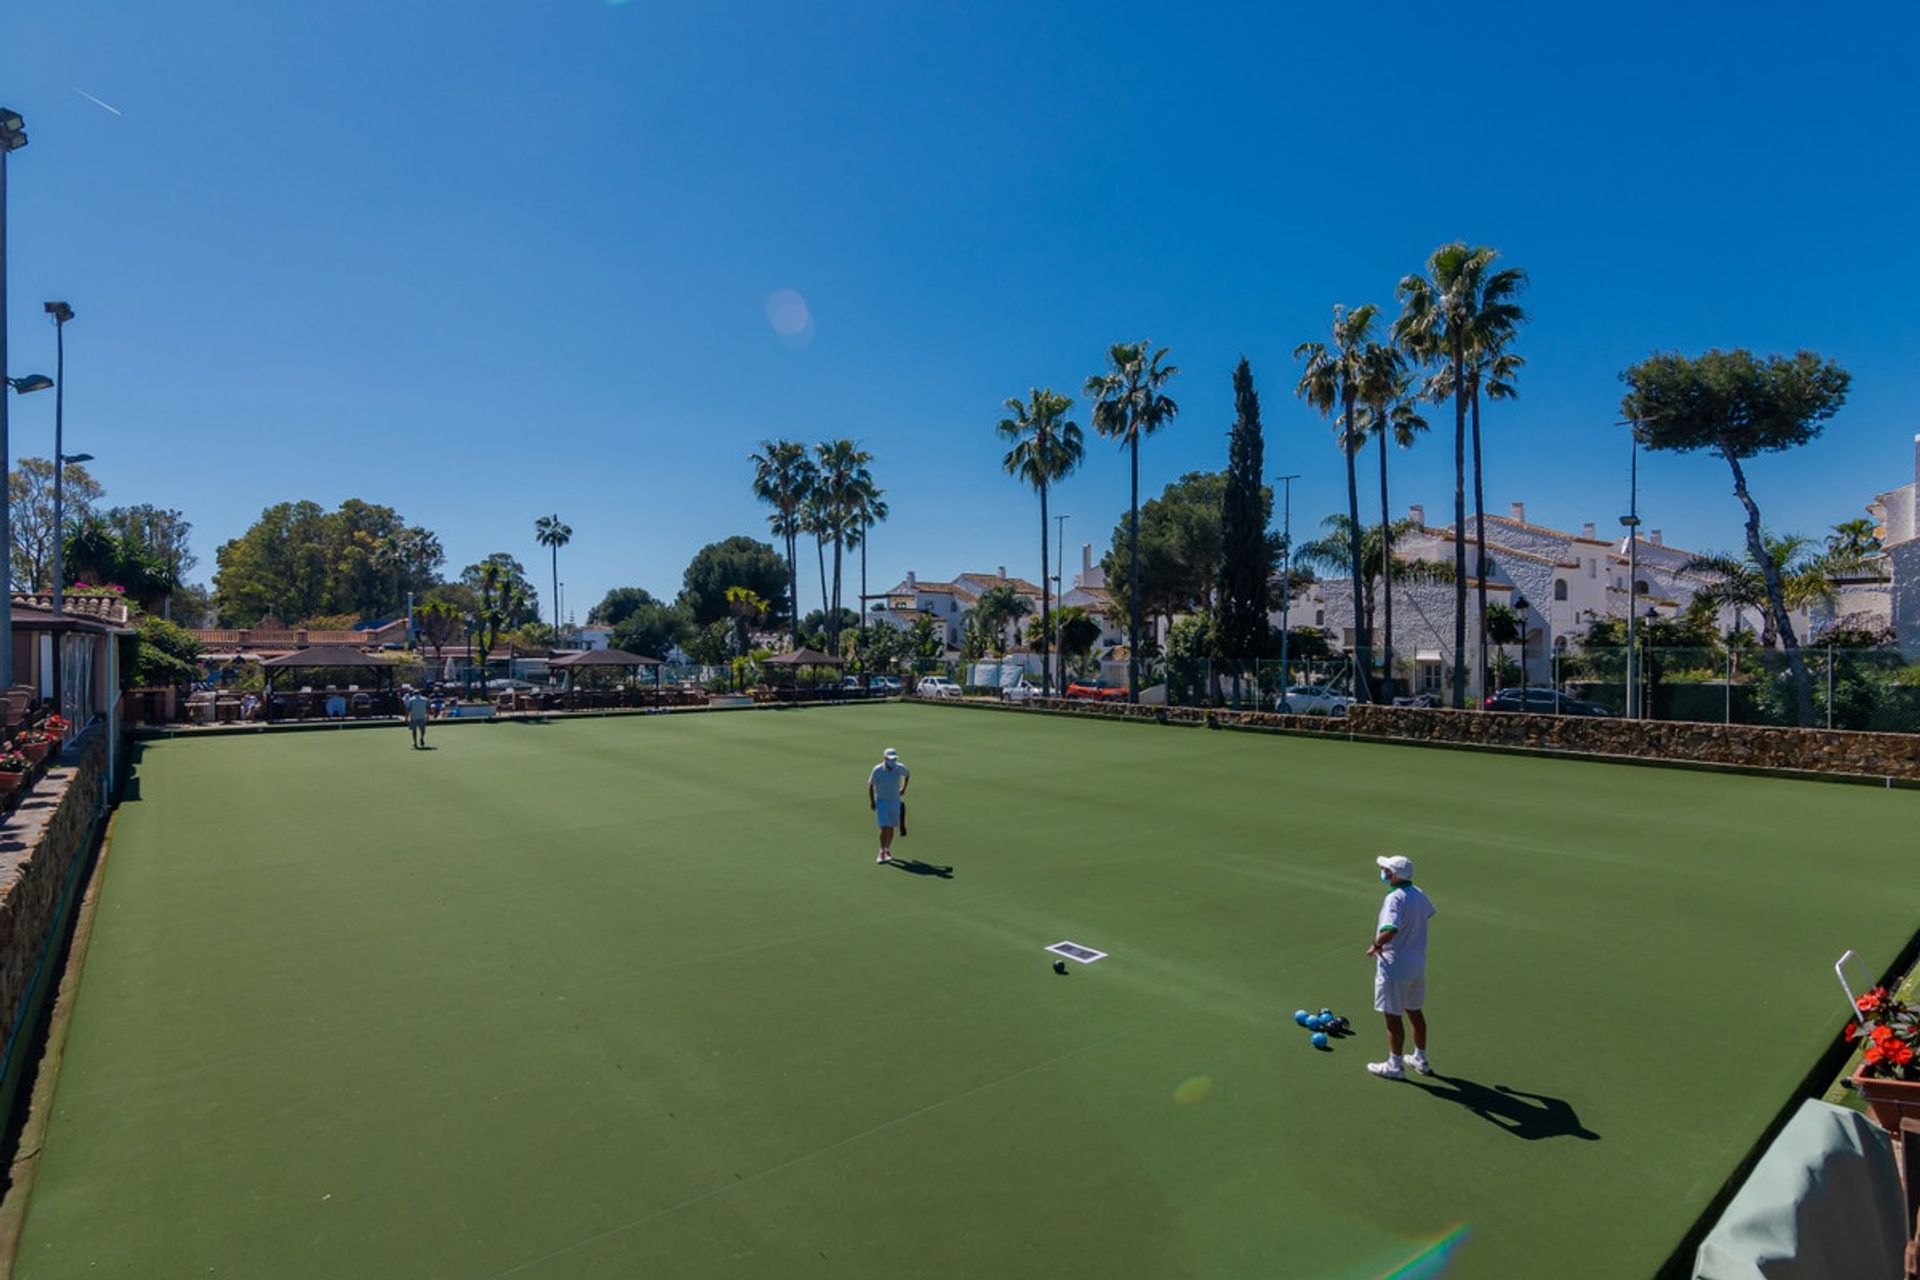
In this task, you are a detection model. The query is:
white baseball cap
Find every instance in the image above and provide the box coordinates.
[883,747,899,760]
[1376,855,1414,881]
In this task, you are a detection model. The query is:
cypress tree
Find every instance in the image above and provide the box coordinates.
[1214,358,1274,699]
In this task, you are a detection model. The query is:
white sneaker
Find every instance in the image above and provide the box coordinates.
[876,851,888,863]
[1409,1054,1432,1076]
[1367,1060,1406,1080]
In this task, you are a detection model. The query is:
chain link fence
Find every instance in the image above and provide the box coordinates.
[1153,646,1920,733]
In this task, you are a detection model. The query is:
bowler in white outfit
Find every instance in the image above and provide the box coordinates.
[1366,854,1436,1080]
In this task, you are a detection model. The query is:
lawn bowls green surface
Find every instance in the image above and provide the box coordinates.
[14,705,1919,1278]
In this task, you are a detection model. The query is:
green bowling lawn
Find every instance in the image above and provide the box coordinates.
[13,705,1918,1278]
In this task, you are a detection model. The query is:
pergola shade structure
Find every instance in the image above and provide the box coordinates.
[258,646,397,719]
[548,647,667,706]
[760,647,844,668]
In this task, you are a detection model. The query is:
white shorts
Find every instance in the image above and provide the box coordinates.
[1374,973,1425,1015]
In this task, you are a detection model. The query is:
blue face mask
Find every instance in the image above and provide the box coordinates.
[1380,870,1392,885]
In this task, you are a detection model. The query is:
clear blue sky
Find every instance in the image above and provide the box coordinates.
[5,1,1917,619]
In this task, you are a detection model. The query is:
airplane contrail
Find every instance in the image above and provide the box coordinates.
[71,87,123,116]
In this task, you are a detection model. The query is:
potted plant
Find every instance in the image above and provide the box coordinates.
[15,731,52,764]
[1846,986,1920,1132]
[0,746,29,795]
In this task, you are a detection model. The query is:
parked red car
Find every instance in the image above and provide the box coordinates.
[1065,678,1128,702]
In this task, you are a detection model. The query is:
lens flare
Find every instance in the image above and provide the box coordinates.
[1172,1075,1213,1105]
[1376,1223,1471,1279]
[765,288,814,347]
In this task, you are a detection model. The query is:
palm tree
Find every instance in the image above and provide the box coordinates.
[1295,305,1379,700]
[998,388,1084,697]
[844,468,888,654]
[813,440,873,652]
[1395,244,1526,708]
[535,514,572,641]
[751,440,816,645]
[972,582,1034,656]
[1086,343,1179,701]
[1827,518,1881,561]
[801,484,831,628]
[1683,533,1877,650]
[1294,515,1452,639]
[1358,346,1427,699]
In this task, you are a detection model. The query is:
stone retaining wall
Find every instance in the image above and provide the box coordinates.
[1345,706,1920,780]
[924,697,1920,780]
[0,729,108,1097]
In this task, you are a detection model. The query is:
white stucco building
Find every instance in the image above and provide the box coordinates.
[1866,435,1920,657]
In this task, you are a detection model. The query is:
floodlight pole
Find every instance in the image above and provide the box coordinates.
[0,112,22,690]
[47,302,72,616]
[1621,432,1641,719]
[1277,475,1299,697]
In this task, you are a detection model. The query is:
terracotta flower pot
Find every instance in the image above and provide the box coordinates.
[19,740,50,764]
[0,770,23,796]
[1852,1067,1920,1133]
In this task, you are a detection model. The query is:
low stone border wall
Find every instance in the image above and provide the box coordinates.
[0,728,107,1114]
[919,696,1920,782]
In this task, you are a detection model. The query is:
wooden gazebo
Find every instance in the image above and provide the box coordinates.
[259,647,397,720]
[549,648,665,704]
[761,646,844,669]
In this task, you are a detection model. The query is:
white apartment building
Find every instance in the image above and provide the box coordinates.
[1866,435,1920,656]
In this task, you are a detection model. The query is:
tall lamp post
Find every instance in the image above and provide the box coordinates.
[1052,513,1069,694]
[1513,593,1530,695]
[1276,474,1300,699]
[2,108,33,690]
[44,302,74,614]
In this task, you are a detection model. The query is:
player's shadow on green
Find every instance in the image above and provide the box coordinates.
[886,858,954,879]
[1405,1076,1599,1142]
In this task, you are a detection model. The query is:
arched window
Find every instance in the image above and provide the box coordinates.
[1634,580,1650,596]
[1553,579,1568,602]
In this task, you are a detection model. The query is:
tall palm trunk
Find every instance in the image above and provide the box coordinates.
[1377,416,1396,701]
[815,532,829,630]
[550,545,560,638]
[1128,432,1141,700]
[1038,478,1051,698]
[1725,448,1813,724]
[1451,335,1468,709]
[1341,394,1371,701]
[786,528,800,645]
[1471,376,1489,703]
[830,531,843,651]
[858,519,868,650]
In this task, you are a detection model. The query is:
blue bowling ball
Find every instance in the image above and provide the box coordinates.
[1311,1032,1330,1049]
[1293,1009,1310,1026]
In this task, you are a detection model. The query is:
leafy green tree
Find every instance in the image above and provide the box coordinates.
[677,536,790,630]
[1213,359,1272,696]
[1101,471,1229,646]
[129,614,203,688]
[461,554,539,628]
[416,599,462,665]
[10,457,103,590]
[1395,243,1527,708]
[906,616,942,666]
[534,514,572,635]
[215,500,442,625]
[1053,606,1102,668]
[589,587,660,628]
[800,607,860,643]
[1295,305,1379,699]
[610,600,691,659]
[1087,341,1179,699]
[1621,348,1851,724]
[725,585,771,656]
[682,620,732,668]
[751,439,817,643]
[999,387,1083,695]
[1683,532,1875,650]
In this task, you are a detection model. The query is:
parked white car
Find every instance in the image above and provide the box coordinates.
[915,676,962,698]
[1274,684,1352,715]
[1000,678,1039,702]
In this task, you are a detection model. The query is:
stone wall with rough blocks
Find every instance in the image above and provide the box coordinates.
[929,697,1920,780]
[1345,706,1920,780]
[0,728,108,1074]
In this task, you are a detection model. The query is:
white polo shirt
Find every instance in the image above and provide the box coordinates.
[1376,882,1435,980]
[869,760,909,804]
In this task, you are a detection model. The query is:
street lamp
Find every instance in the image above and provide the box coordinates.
[2,107,30,690]
[45,301,76,615]
[1513,594,1531,695]
[1051,513,1069,696]
[1276,474,1300,699]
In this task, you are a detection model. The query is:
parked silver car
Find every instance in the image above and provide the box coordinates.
[915,676,962,698]
[1275,684,1352,715]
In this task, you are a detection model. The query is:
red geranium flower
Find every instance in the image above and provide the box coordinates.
[1885,1040,1915,1068]
[1857,989,1887,1015]
[1872,1024,1898,1045]
[1865,1041,1889,1066]
[1844,1021,1859,1041]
